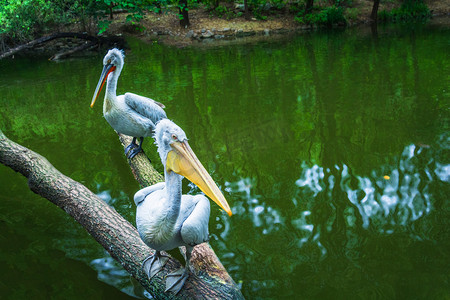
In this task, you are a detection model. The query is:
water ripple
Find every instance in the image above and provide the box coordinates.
[294,142,448,245]
[225,178,284,236]
[221,138,448,280]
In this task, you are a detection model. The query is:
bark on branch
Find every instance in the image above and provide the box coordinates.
[0,32,125,60]
[0,33,98,60]
[0,130,243,299]
[49,41,98,61]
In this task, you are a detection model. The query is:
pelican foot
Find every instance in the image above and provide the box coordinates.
[165,268,189,294]
[142,252,169,279]
[127,146,144,159]
[124,143,138,156]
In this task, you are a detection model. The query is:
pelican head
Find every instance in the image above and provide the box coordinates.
[155,119,232,216]
[90,48,125,108]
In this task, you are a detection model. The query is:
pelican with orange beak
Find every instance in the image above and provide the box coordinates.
[91,48,167,159]
[134,119,232,294]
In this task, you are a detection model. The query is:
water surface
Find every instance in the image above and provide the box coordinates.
[0,23,449,299]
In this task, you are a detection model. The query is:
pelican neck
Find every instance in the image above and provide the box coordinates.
[164,169,183,221]
[105,69,120,100]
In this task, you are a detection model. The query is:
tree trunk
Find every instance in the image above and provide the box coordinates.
[305,0,314,14]
[178,0,190,27]
[370,0,381,22]
[244,0,250,20]
[0,130,244,299]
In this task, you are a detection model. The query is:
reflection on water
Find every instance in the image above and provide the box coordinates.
[88,186,144,298]
[296,142,443,237]
[220,134,449,298]
[93,184,134,214]
[226,178,284,235]
[91,257,137,297]
[1,24,449,299]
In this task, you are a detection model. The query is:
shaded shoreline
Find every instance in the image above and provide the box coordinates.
[1,4,449,58]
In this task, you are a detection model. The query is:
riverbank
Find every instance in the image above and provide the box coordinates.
[1,0,449,58]
[102,0,450,47]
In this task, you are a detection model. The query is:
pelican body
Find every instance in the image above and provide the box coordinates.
[134,119,232,294]
[91,48,167,158]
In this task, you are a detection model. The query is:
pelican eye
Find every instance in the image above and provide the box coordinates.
[107,59,111,64]
[172,134,178,141]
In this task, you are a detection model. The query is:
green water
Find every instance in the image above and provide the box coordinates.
[0,24,449,299]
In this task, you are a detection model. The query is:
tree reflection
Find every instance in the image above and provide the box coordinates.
[220,133,449,298]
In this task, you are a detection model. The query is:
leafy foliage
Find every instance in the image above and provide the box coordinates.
[0,0,98,42]
[0,0,433,47]
[378,0,430,22]
[0,0,157,44]
[95,0,154,33]
[295,5,346,27]
[212,4,246,19]
[1,0,56,42]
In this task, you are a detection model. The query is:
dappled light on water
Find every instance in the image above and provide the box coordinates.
[296,143,443,238]
[226,178,284,235]
[218,134,449,297]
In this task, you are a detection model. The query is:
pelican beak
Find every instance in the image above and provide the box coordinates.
[90,64,116,108]
[166,140,232,216]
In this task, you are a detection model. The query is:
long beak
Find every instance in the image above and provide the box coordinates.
[90,64,116,108]
[166,140,232,216]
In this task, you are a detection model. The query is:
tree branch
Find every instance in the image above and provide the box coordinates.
[49,41,98,61]
[0,130,243,299]
[118,133,164,187]
[0,33,99,60]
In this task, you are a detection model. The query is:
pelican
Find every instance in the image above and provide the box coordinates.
[90,48,167,159]
[134,119,232,294]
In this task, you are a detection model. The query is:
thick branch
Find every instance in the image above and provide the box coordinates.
[49,41,97,61]
[0,32,99,60]
[118,133,164,186]
[0,130,243,299]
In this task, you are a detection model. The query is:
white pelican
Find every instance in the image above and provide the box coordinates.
[134,119,232,294]
[90,48,167,159]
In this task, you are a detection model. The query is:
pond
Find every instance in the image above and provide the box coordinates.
[0,23,449,299]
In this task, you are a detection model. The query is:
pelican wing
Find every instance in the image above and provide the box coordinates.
[134,182,165,205]
[124,92,167,123]
[180,195,210,246]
